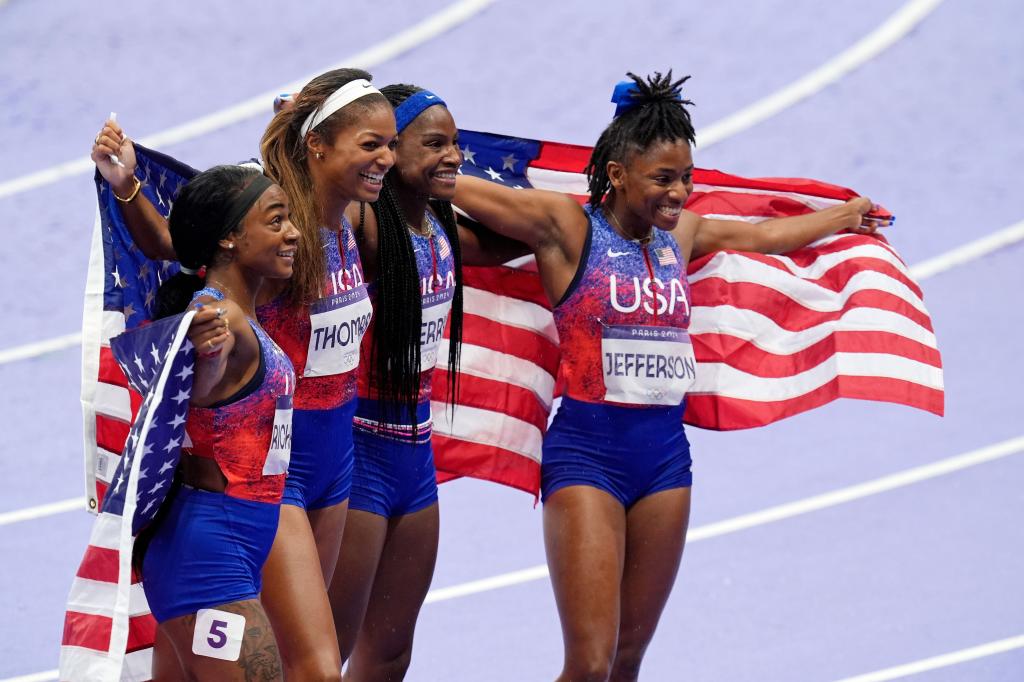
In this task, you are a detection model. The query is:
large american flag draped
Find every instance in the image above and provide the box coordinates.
[78,135,944,509]
[430,130,944,496]
[62,312,196,681]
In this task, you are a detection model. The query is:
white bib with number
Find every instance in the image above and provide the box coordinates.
[601,324,697,406]
[419,290,453,374]
[263,394,293,475]
[304,286,373,377]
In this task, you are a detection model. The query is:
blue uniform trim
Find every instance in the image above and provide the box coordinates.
[350,400,438,518]
[554,214,593,308]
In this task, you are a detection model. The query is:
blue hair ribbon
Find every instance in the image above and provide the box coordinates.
[610,79,684,118]
[394,90,447,133]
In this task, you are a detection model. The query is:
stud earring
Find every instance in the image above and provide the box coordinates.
[315,151,324,160]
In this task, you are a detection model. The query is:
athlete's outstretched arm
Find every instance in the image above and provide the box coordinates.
[452,175,581,251]
[455,214,533,266]
[91,119,176,261]
[691,197,888,259]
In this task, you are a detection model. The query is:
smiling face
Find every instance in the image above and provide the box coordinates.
[607,138,694,233]
[308,102,397,203]
[391,105,461,201]
[229,183,300,280]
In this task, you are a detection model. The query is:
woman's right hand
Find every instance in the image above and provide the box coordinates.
[91,118,138,196]
[188,305,233,361]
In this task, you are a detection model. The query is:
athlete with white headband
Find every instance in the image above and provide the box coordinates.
[91,67,397,681]
[452,70,889,681]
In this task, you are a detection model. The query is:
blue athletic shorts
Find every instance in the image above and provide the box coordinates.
[349,400,438,518]
[281,399,356,510]
[142,485,280,623]
[541,397,693,508]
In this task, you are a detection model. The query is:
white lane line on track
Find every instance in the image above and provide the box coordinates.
[0,0,940,199]
[0,0,495,201]
[0,497,85,527]
[422,434,1024,603]
[699,0,944,149]
[4,213,1022,368]
[831,634,1024,682]
[909,218,1024,281]
[3,435,1021,682]
[0,671,58,682]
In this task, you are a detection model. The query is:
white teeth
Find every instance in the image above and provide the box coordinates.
[658,206,682,217]
[360,172,384,184]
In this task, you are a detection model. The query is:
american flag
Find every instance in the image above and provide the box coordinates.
[655,245,678,266]
[430,130,944,496]
[62,311,196,682]
[81,146,198,515]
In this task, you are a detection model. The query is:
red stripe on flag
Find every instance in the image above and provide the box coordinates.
[126,614,157,653]
[98,346,129,388]
[77,546,119,583]
[691,279,936,334]
[460,314,560,375]
[96,414,130,456]
[463,265,551,308]
[686,375,944,430]
[686,192,818,219]
[77,545,144,584]
[532,141,591,173]
[433,434,540,497]
[62,610,111,651]
[692,330,942,377]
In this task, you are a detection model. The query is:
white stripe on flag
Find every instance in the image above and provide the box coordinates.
[93,384,132,423]
[524,167,588,195]
[463,287,558,344]
[438,341,556,410]
[65,578,149,618]
[691,184,847,211]
[432,402,544,463]
[689,306,939,356]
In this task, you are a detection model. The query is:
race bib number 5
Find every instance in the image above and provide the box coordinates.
[192,608,245,661]
[601,324,697,406]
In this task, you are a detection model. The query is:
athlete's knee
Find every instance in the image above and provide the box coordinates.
[609,637,649,682]
[561,646,615,682]
[345,647,413,681]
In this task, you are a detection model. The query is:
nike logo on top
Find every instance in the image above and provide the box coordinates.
[425,95,436,99]
[607,248,630,258]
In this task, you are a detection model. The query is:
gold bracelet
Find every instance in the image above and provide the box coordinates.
[113,176,142,203]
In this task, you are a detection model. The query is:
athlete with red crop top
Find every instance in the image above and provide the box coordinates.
[141,165,297,680]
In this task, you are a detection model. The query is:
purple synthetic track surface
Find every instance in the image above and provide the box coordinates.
[1,0,1021,679]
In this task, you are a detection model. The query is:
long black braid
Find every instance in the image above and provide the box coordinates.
[584,71,696,207]
[367,83,464,430]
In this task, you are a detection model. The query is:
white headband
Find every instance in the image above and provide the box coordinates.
[299,79,381,138]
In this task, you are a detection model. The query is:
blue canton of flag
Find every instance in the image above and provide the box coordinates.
[456,130,542,189]
[106,311,196,534]
[98,146,199,329]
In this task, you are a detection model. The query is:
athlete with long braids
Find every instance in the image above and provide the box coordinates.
[453,71,889,682]
[91,67,396,680]
[325,82,527,680]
